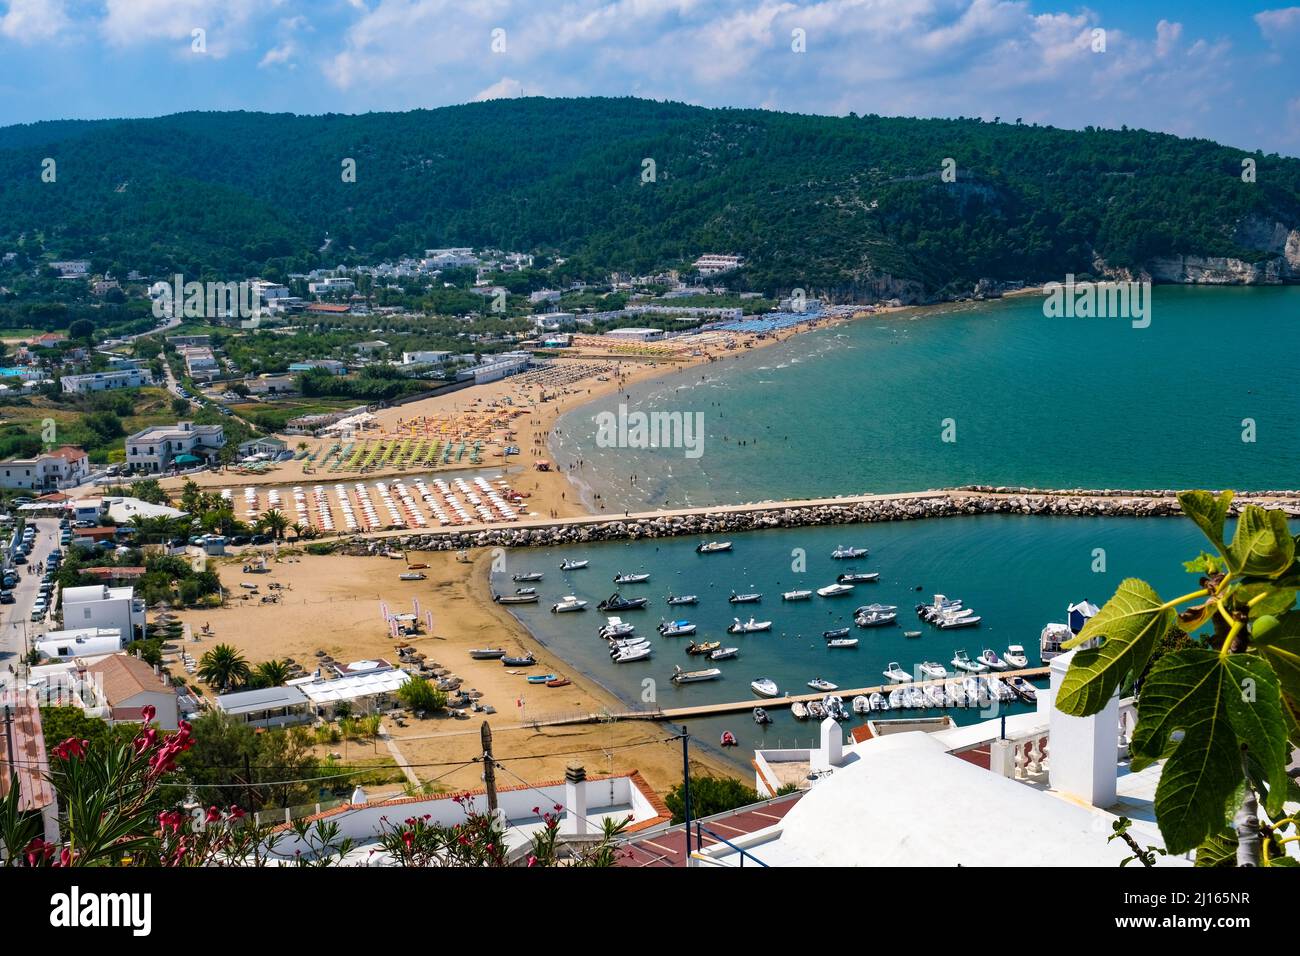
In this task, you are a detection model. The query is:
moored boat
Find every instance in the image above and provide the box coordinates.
[512,571,544,583]
[599,617,635,638]
[1004,644,1029,668]
[807,700,827,719]
[751,677,779,698]
[1009,677,1038,703]
[979,648,1010,670]
[753,707,772,725]
[855,609,897,627]
[791,701,809,720]
[817,583,855,598]
[826,638,859,648]
[696,541,733,554]
[837,572,880,584]
[685,640,721,656]
[852,695,870,714]
[918,661,948,679]
[727,617,772,634]
[807,677,838,691]
[782,589,813,601]
[613,571,650,584]
[883,661,912,683]
[550,595,589,613]
[720,731,738,747]
[666,594,698,606]
[657,619,696,637]
[729,591,762,604]
[597,593,649,611]
[560,559,589,570]
[710,646,739,661]
[469,648,506,660]
[831,545,869,559]
[951,649,987,673]
[612,645,652,663]
[822,627,851,639]
[494,592,539,605]
[671,664,722,684]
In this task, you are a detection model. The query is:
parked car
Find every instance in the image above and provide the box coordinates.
[13,554,26,565]
[0,591,13,604]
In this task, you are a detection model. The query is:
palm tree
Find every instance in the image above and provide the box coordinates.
[197,644,250,692]
[256,509,289,542]
[252,659,291,687]
[289,522,306,542]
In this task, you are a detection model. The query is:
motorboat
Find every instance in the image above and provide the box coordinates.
[696,541,733,554]
[837,572,879,584]
[729,591,762,604]
[751,678,780,698]
[550,595,589,613]
[903,630,923,639]
[887,688,907,709]
[753,707,772,725]
[494,592,539,605]
[949,684,968,708]
[614,572,650,584]
[936,611,981,629]
[906,687,927,709]
[597,593,648,611]
[512,571,544,583]
[951,650,987,673]
[941,684,959,707]
[979,648,1010,670]
[831,545,869,559]
[657,620,696,637]
[685,640,721,656]
[500,654,536,667]
[1009,677,1038,703]
[823,695,848,720]
[817,583,855,598]
[612,645,652,663]
[1004,645,1029,668]
[916,594,962,620]
[855,609,897,628]
[469,648,506,660]
[607,638,651,652]
[807,678,838,691]
[917,661,948,679]
[671,665,721,684]
[1040,622,1074,661]
[827,638,859,648]
[852,695,871,714]
[869,692,888,711]
[666,594,698,606]
[923,685,946,708]
[720,731,738,747]
[822,627,851,639]
[991,678,1017,703]
[782,589,813,601]
[856,604,898,615]
[807,701,827,719]
[883,661,913,683]
[560,559,589,570]
[963,677,990,707]
[545,678,571,688]
[727,617,772,634]
[526,674,557,683]
[514,587,538,596]
[599,617,635,638]
[398,572,426,581]
[710,646,739,661]
[791,701,809,720]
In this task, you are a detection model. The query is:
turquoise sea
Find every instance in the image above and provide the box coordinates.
[550,286,1300,512]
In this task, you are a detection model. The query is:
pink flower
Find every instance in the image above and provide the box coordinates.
[204,806,222,823]
[141,704,156,724]
[228,805,245,820]
[526,855,538,867]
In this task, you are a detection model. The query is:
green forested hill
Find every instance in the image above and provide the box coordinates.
[1,97,1297,297]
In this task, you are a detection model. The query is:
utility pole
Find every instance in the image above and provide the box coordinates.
[481,720,497,812]
[680,725,692,858]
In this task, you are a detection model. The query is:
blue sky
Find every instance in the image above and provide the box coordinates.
[1,0,1297,155]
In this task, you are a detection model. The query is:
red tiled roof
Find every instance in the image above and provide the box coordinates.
[0,698,55,811]
[306,303,351,313]
[616,791,805,867]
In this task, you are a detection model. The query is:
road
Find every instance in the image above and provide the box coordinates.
[0,517,60,677]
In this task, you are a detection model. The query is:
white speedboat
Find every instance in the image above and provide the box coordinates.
[710,646,739,661]
[963,677,989,706]
[551,595,589,613]
[827,638,859,648]
[936,612,981,629]
[831,545,869,559]
[672,665,721,684]
[791,701,809,720]
[916,594,962,620]
[607,637,650,651]
[695,541,733,554]
[751,678,780,698]
[657,620,696,637]
[923,685,946,708]
[1009,677,1038,703]
[887,688,907,708]
[992,678,1017,703]
[979,648,1010,670]
[753,707,772,725]
[729,591,763,604]
[614,572,650,584]
[823,695,848,720]
[513,571,545,583]
[917,661,948,679]
[560,559,589,570]
[599,617,635,638]
[612,645,652,663]
[807,678,838,692]
[1004,644,1029,668]
[727,617,772,634]
[852,695,871,714]
[837,572,879,584]
[883,662,913,683]
[817,583,855,598]
[951,649,987,673]
[869,691,888,711]
[855,609,897,627]
[666,594,698,606]
[782,589,813,601]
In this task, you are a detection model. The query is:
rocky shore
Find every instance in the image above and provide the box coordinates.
[322,487,1300,555]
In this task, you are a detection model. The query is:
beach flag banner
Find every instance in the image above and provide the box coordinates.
[413,597,420,618]
[380,602,389,621]
[425,611,433,632]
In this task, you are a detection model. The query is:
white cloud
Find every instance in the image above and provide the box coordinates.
[100,0,274,57]
[472,76,534,100]
[1255,6,1300,34]
[0,0,71,43]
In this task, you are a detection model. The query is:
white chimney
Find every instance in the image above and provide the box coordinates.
[562,763,588,836]
[812,716,843,772]
[350,786,368,805]
[1048,648,1119,807]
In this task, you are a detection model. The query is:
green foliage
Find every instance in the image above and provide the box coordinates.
[664,774,760,825]
[396,677,447,712]
[1060,490,1300,859]
[196,643,251,692]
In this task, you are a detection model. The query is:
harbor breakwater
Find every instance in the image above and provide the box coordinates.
[328,487,1300,555]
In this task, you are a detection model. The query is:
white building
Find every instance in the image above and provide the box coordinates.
[308,277,355,295]
[216,685,312,729]
[529,289,561,304]
[422,247,478,269]
[401,350,452,367]
[603,327,665,343]
[532,313,575,332]
[125,422,225,473]
[179,346,219,381]
[693,254,744,276]
[0,446,89,491]
[60,368,154,393]
[35,627,125,661]
[61,585,146,643]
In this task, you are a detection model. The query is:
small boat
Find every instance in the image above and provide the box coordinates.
[831,545,869,559]
[918,661,948,680]
[906,687,927,708]
[657,620,696,637]
[720,731,738,747]
[823,695,848,720]
[514,587,538,596]
[936,612,982,630]
[612,645,653,663]
[923,685,946,708]
[613,572,650,584]
[837,572,880,584]
[992,678,1017,703]
[916,594,962,618]
[903,630,923,639]
[599,617,635,638]
[817,583,855,598]
[729,591,762,604]
[551,596,589,613]
[685,640,721,656]
[951,649,988,673]
[826,638,859,648]
[868,692,888,711]
[753,707,772,725]
[807,701,827,719]
[398,571,426,581]
[545,677,572,688]
[887,688,907,709]
[855,603,898,615]
[710,646,740,661]
[527,673,557,683]
[964,677,990,706]
[671,665,721,684]
[751,678,780,698]
[405,563,429,570]
[696,541,733,554]
[607,636,650,650]
[1004,644,1029,668]
[469,648,506,660]
[883,661,912,683]
[855,609,897,628]
[560,559,589,570]
[823,627,851,639]
[727,617,772,634]
[807,678,838,691]
[1009,677,1038,703]
[597,593,649,611]
[791,701,809,720]
[512,571,544,583]
[494,592,539,605]
[782,589,813,601]
[852,695,870,714]
[501,654,536,667]
[666,594,698,606]
[979,648,1010,670]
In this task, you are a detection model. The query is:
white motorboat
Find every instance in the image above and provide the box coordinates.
[836,572,879,584]
[979,648,1010,670]
[695,541,733,554]
[917,661,948,679]
[666,594,699,606]
[560,559,589,570]
[831,545,869,559]
[791,701,809,720]
[727,617,772,634]
[907,687,929,708]
[949,683,968,707]
[823,695,848,720]
[883,662,913,683]
[1004,644,1029,668]
[852,695,871,714]
[612,645,652,663]
[856,603,898,615]
[826,638,859,648]
[923,685,946,708]
[729,591,763,604]
[807,678,838,692]
[855,609,897,627]
[751,678,780,698]
[991,678,1017,703]
[782,589,813,601]
[512,571,545,583]
[614,572,650,584]
[551,595,589,613]
[599,617,635,638]
[887,688,907,709]
[753,707,772,725]
[936,612,981,629]
[951,649,987,673]
[657,620,696,637]
[916,594,962,620]
[710,646,739,661]
[607,637,650,652]
[869,691,888,711]
[817,583,855,598]
[1009,677,1038,703]
[672,665,721,684]
[963,677,990,706]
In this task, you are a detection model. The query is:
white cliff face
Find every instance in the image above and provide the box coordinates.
[1098,216,1300,285]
